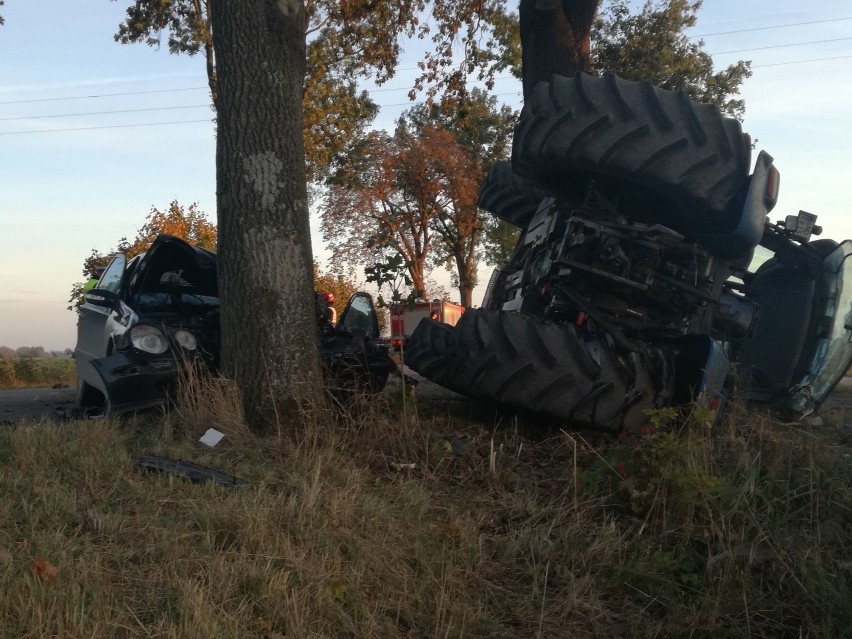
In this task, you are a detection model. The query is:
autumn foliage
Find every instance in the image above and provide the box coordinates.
[322,125,482,304]
[113,0,519,181]
[68,201,217,311]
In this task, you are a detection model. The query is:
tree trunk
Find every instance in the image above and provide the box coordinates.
[457,280,473,308]
[210,0,325,432]
[408,260,426,299]
[192,0,218,102]
[454,251,476,307]
[519,0,600,99]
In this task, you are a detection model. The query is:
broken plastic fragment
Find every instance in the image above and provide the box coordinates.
[199,428,225,447]
[133,455,245,488]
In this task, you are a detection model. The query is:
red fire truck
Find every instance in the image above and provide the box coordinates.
[390,300,465,350]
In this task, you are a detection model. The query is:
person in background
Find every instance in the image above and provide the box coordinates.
[323,292,337,324]
[82,265,106,300]
[430,310,439,321]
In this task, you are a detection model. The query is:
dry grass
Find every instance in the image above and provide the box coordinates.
[0,377,850,638]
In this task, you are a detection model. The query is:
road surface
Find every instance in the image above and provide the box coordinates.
[2,377,851,425]
[0,386,76,424]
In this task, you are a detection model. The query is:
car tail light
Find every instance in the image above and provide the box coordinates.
[764,165,780,209]
[131,324,169,354]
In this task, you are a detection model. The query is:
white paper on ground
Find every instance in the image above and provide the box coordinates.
[199,428,225,447]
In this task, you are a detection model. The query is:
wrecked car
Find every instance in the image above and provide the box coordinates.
[406,73,852,430]
[75,234,393,415]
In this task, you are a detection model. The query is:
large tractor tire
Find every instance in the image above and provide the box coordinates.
[407,308,668,431]
[512,73,752,227]
[478,160,550,228]
[404,318,457,382]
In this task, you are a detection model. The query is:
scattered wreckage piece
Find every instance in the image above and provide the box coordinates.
[133,454,246,488]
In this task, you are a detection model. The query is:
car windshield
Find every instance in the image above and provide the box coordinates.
[132,263,218,316]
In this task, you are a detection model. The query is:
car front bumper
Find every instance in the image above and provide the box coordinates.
[90,353,182,414]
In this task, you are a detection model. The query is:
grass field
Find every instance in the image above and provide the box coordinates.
[0,376,849,638]
[0,357,75,390]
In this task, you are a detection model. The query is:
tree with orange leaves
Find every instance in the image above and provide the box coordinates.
[323,85,514,307]
[413,126,483,307]
[321,122,485,306]
[400,89,515,306]
[322,128,439,298]
[121,201,217,258]
[67,201,217,311]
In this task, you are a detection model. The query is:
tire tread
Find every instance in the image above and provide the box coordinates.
[513,72,751,222]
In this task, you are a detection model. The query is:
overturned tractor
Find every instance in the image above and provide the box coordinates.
[407,73,852,430]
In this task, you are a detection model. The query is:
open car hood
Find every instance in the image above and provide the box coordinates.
[127,234,217,301]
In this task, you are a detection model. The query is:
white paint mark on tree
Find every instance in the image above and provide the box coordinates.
[237,228,311,348]
[242,152,283,211]
[276,0,299,17]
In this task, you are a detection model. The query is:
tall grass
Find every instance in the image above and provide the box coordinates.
[0,377,849,638]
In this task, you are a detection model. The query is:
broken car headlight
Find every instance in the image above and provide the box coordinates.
[173,330,198,350]
[130,324,170,354]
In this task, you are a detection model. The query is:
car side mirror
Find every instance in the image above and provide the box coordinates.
[338,292,380,340]
[85,288,119,309]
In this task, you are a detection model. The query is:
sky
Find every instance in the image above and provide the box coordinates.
[0,1,851,350]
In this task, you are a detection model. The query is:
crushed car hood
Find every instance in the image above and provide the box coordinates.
[127,234,217,301]
[120,234,219,324]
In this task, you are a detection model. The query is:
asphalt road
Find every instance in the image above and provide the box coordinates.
[0,386,76,424]
[3,377,851,425]
[0,371,464,424]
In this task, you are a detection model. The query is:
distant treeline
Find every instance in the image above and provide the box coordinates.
[0,347,75,389]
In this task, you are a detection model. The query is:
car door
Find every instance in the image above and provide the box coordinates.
[75,253,126,387]
[333,292,393,391]
[337,292,381,340]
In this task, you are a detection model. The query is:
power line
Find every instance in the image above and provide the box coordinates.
[712,36,852,55]
[0,86,208,106]
[752,53,852,68]
[0,16,848,109]
[693,16,852,38]
[0,119,212,136]
[6,46,852,138]
[0,90,524,134]
[2,79,519,122]
[2,46,850,130]
[0,20,847,108]
[0,75,515,111]
[0,104,210,122]
[1,49,850,131]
